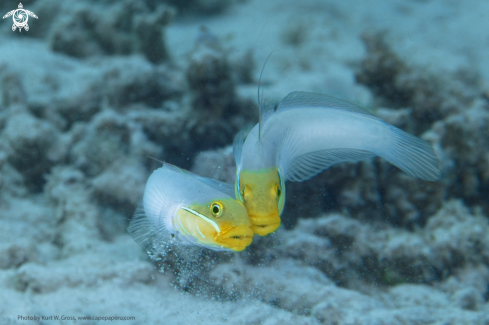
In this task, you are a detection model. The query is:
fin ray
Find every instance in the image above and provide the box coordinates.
[380,126,441,181]
[127,201,166,252]
[277,91,380,121]
[233,129,246,172]
[259,102,276,130]
[275,114,440,182]
[157,163,236,201]
[257,52,274,139]
[165,161,235,197]
[284,149,376,182]
[191,175,235,197]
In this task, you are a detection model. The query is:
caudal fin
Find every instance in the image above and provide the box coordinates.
[380,125,441,181]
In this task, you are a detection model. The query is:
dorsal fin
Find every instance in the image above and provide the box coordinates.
[233,129,246,171]
[146,156,165,166]
[277,91,381,121]
[163,162,236,197]
[161,161,185,174]
[258,52,274,140]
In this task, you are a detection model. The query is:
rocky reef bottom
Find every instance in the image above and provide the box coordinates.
[1,192,488,324]
[1,0,489,323]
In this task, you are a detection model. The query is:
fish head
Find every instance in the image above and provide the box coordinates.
[176,198,254,252]
[236,167,285,236]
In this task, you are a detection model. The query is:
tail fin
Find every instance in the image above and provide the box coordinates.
[380,125,441,181]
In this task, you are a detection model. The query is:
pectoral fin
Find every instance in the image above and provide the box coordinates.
[127,201,165,252]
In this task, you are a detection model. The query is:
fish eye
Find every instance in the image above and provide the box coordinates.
[210,202,223,217]
[276,184,281,197]
[240,188,245,198]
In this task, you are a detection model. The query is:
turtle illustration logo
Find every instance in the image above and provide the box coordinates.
[2,3,38,32]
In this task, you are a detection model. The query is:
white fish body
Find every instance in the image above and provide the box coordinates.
[236,91,441,182]
[233,91,441,236]
[128,163,253,252]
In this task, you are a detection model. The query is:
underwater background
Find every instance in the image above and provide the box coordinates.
[1,0,489,324]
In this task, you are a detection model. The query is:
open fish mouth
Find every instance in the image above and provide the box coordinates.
[217,226,254,251]
[249,214,281,236]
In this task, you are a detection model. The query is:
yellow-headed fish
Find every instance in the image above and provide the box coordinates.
[234,91,441,236]
[128,163,254,252]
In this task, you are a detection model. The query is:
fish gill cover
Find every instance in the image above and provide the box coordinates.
[0,0,488,324]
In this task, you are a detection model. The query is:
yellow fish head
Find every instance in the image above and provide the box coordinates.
[176,198,254,252]
[236,167,285,236]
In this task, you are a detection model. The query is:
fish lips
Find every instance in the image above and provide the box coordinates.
[249,214,281,236]
[216,226,254,251]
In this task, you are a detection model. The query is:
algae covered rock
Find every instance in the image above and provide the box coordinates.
[48,1,174,63]
[185,27,257,151]
[187,27,237,117]
[2,111,61,191]
[164,0,237,15]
